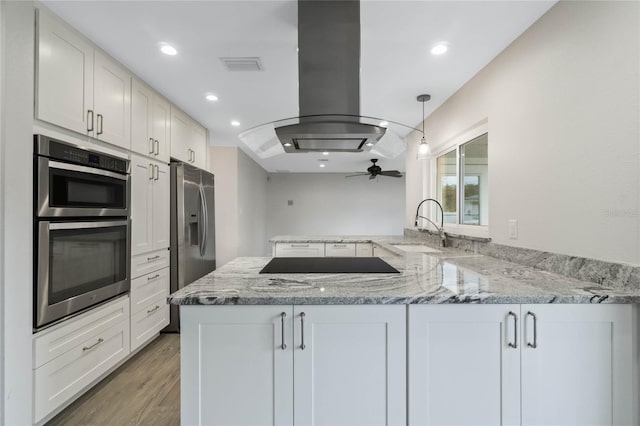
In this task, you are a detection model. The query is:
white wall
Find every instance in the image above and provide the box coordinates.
[209,147,269,266]
[1,1,35,423]
[237,149,269,256]
[406,1,640,265]
[267,173,406,237]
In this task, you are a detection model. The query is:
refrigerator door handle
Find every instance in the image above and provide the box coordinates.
[198,184,207,257]
[202,183,209,254]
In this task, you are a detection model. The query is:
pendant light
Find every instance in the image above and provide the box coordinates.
[417,94,431,159]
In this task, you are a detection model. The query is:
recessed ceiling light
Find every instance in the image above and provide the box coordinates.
[160,44,177,56]
[284,142,292,147]
[379,121,388,127]
[430,43,448,56]
[231,120,240,127]
[322,151,329,155]
[205,94,218,102]
[366,142,374,147]
[319,164,326,168]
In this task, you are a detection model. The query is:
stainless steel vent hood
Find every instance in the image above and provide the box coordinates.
[275,0,386,153]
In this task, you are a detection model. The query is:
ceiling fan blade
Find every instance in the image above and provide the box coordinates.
[379,170,403,177]
[345,173,370,178]
[369,174,376,180]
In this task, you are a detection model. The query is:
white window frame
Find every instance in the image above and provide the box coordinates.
[427,121,489,239]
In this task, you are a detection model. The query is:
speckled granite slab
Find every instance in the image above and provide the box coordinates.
[168,250,640,306]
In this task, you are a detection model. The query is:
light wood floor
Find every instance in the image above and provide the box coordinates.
[47,333,180,426]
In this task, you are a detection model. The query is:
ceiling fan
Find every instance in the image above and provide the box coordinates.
[346,159,403,179]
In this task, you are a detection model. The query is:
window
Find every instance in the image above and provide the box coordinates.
[435,132,488,227]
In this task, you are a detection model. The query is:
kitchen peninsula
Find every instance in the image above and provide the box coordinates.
[169,237,640,426]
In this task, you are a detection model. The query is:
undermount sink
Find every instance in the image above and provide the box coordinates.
[391,245,441,254]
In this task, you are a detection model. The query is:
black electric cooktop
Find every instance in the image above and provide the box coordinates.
[259,257,400,274]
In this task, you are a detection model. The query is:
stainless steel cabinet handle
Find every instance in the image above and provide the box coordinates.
[147,274,160,281]
[82,338,104,352]
[334,244,347,247]
[149,164,154,180]
[300,312,306,350]
[154,165,159,181]
[87,110,94,132]
[149,137,154,154]
[147,305,160,315]
[154,139,159,155]
[291,244,309,248]
[527,311,538,348]
[508,311,518,349]
[147,255,160,261]
[280,312,287,350]
[97,114,103,135]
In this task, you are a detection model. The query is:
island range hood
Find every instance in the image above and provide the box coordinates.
[275,0,386,153]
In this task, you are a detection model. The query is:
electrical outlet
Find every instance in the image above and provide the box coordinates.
[508,220,518,239]
[287,200,294,206]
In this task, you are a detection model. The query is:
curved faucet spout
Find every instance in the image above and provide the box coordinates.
[414,198,446,247]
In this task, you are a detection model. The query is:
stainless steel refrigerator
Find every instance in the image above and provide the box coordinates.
[165,162,216,332]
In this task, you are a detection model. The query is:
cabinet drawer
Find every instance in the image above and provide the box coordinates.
[131,267,169,315]
[356,243,373,257]
[33,317,130,423]
[275,243,325,257]
[33,296,129,369]
[325,243,356,257]
[131,248,169,279]
[131,295,170,352]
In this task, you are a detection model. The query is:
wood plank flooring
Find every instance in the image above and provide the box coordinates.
[47,333,180,426]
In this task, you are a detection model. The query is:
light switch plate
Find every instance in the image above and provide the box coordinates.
[508,220,518,239]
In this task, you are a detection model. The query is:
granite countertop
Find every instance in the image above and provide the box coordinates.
[168,236,640,306]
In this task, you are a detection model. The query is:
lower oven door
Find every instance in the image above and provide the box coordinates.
[35,220,130,330]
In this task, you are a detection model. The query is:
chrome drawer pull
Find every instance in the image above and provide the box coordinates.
[527,311,538,348]
[507,311,518,349]
[147,255,161,261]
[82,338,104,352]
[147,274,160,281]
[147,305,160,315]
[291,244,309,248]
[300,312,306,350]
[280,312,287,350]
[334,244,347,248]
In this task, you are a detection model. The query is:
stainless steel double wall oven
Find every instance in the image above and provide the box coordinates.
[34,135,131,330]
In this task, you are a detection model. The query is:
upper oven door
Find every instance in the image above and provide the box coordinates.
[37,157,130,217]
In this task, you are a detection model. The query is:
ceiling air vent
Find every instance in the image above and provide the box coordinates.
[220,57,263,72]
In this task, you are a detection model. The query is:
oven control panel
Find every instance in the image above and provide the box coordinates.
[35,135,128,175]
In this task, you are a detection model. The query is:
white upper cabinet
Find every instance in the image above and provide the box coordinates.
[36,8,94,136]
[170,106,190,163]
[36,8,131,149]
[93,51,131,149]
[170,105,207,168]
[189,119,207,169]
[131,78,170,162]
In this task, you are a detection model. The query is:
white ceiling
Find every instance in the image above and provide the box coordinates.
[43,0,555,173]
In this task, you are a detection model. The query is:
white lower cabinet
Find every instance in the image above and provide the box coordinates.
[409,304,637,426]
[33,297,130,424]
[324,243,356,257]
[274,242,325,257]
[181,305,406,426]
[356,242,374,257]
[130,267,170,352]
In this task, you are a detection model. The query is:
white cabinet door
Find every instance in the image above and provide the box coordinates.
[170,106,190,163]
[152,95,171,162]
[181,306,294,426]
[293,305,406,426]
[36,8,94,136]
[408,305,521,426]
[520,304,635,426]
[189,119,207,169]
[355,243,373,257]
[131,78,154,157]
[94,50,131,149]
[152,162,170,250]
[130,156,153,256]
[372,244,395,258]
